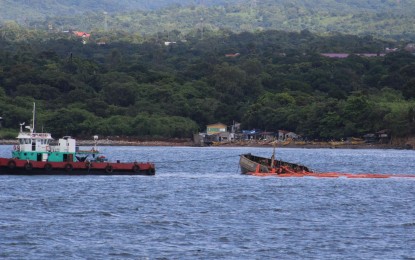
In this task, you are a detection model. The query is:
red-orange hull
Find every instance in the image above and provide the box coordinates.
[0,158,155,175]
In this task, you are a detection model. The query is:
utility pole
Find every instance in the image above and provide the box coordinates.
[199,0,206,40]
[250,0,258,15]
[103,11,108,31]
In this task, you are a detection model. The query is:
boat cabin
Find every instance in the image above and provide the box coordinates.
[17,132,53,152]
[11,103,100,164]
[13,120,85,163]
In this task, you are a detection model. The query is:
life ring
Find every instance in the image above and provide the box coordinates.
[46,145,50,152]
[7,160,16,169]
[65,163,73,172]
[24,162,33,171]
[105,165,113,174]
[44,163,52,172]
[132,164,140,173]
[85,161,92,168]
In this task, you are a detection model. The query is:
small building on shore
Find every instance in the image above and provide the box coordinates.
[194,122,235,146]
[278,130,298,141]
[206,123,227,135]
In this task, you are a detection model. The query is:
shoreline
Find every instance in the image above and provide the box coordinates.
[1,139,411,150]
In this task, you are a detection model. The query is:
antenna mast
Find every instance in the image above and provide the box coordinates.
[32,102,36,133]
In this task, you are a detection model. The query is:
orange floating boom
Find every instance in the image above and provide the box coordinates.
[247,171,415,178]
[240,153,415,179]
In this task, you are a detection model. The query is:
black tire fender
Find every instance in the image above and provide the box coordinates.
[85,161,92,168]
[105,165,113,174]
[7,160,16,169]
[24,162,33,171]
[132,164,140,173]
[65,163,73,172]
[44,163,52,171]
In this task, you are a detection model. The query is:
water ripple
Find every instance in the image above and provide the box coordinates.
[1,146,415,259]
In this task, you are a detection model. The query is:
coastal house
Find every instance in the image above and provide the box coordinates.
[376,129,391,144]
[321,53,385,58]
[321,53,349,58]
[260,131,276,141]
[278,130,298,141]
[73,31,91,38]
[404,43,415,53]
[194,122,234,145]
[207,123,233,142]
[363,129,391,143]
[206,123,227,135]
[241,129,261,140]
[385,48,398,53]
[225,53,240,58]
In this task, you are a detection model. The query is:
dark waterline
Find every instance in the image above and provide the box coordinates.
[1,146,414,259]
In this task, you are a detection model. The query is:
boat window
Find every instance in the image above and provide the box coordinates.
[19,139,24,144]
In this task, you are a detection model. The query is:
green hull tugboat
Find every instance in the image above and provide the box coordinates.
[0,104,155,175]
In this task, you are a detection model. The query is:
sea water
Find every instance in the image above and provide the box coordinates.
[0,146,414,259]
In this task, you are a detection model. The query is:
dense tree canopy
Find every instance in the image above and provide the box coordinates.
[0,25,415,140]
[3,0,414,42]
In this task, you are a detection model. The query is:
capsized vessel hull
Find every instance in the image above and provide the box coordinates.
[239,153,415,178]
[239,153,312,175]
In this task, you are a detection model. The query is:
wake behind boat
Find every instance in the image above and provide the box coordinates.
[0,103,155,175]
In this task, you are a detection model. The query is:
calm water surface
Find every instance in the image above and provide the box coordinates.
[0,145,414,259]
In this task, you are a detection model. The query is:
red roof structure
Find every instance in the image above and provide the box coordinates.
[73,31,91,38]
[225,53,240,58]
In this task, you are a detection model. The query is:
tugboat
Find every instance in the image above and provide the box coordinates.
[0,103,155,175]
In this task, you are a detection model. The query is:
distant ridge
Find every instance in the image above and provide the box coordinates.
[1,0,411,22]
[1,0,414,41]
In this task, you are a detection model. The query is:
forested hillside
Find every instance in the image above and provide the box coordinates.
[1,0,415,41]
[1,26,415,140]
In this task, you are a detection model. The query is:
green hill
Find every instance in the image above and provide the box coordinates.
[1,1,415,40]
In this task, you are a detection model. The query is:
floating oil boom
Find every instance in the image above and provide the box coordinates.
[240,146,415,179]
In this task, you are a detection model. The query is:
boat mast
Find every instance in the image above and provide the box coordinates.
[271,140,276,167]
[32,102,36,133]
[93,135,98,152]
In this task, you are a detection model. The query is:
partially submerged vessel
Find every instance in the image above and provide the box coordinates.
[240,153,312,176]
[240,151,415,179]
[0,104,155,175]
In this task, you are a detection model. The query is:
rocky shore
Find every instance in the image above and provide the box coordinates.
[1,138,412,149]
[209,140,409,149]
[0,138,194,147]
